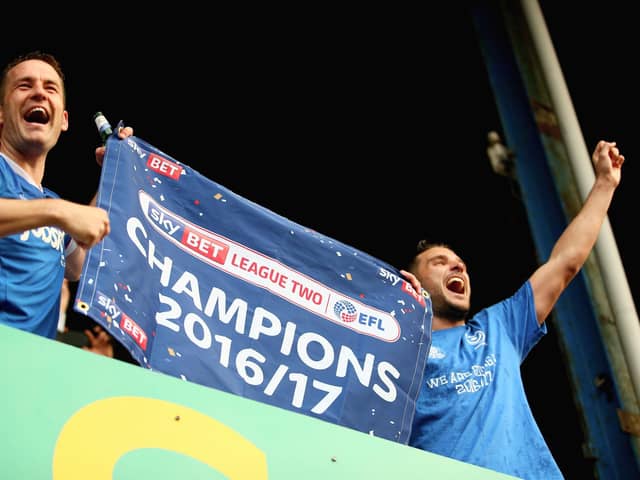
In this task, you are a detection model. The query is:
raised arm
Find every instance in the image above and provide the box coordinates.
[529,140,624,324]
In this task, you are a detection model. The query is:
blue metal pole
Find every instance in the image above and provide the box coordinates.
[470,1,640,478]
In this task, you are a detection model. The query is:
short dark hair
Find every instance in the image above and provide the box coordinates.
[0,51,66,105]
[406,239,451,273]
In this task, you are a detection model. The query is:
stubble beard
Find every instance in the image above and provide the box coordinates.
[433,297,469,323]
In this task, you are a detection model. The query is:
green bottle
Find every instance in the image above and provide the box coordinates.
[93,111,113,144]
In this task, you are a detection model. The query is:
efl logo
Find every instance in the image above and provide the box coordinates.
[147,153,183,180]
[333,299,357,323]
[332,299,389,335]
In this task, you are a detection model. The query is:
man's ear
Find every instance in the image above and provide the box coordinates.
[61,109,69,132]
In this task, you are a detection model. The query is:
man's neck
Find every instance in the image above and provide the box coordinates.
[0,146,46,186]
[431,316,465,331]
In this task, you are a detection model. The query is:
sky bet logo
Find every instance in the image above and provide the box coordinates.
[94,291,148,350]
[139,190,230,266]
[147,153,183,180]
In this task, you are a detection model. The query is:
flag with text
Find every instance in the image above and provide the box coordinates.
[75,134,431,444]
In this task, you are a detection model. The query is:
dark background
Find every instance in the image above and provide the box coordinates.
[3,2,637,478]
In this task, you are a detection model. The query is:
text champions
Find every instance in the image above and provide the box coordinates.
[122,214,403,416]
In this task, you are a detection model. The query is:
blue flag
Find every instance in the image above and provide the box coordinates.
[75,134,432,444]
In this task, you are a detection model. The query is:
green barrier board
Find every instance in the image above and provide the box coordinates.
[0,324,518,479]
